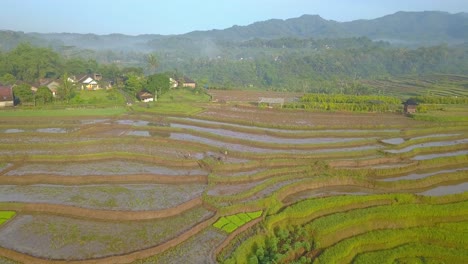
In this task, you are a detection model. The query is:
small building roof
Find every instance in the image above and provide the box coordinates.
[402,98,419,105]
[137,90,153,100]
[0,85,13,101]
[183,76,196,84]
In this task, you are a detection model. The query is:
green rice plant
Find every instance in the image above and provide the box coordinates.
[305,200,468,248]
[315,225,468,263]
[353,243,468,264]
[222,223,239,233]
[0,211,16,226]
[0,107,127,117]
[247,211,263,219]
[213,211,263,234]
[213,217,230,229]
[223,193,468,264]
[237,213,252,222]
[226,214,246,227]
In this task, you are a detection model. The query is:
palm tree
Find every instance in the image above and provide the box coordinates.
[146,54,159,74]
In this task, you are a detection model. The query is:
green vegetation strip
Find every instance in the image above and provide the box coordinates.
[353,243,468,264]
[223,193,468,263]
[213,211,262,233]
[0,107,126,117]
[0,211,16,226]
[306,201,468,248]
[315,223,468,263]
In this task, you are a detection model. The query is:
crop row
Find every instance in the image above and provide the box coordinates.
[221,193,468,263]
[315,223,468,263]
[0,211,16,226]
[212,211,263,233]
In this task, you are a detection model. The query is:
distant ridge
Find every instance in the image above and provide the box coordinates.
[184,11,468,44]
[1,11,467,51]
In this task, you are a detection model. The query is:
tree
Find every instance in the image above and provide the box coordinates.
[125,73,145,94]
[57,73,76,103]
[13,83,34,104]
[146,53,159,74]
[0,73,16,85]
[35,86,53,105]
[6,43,61,82]
[147,73,170,100]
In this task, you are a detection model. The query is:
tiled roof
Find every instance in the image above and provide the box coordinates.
[0,85,13,101]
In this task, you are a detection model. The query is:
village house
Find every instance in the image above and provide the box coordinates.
[71,73,102,90]
[181,77,196,88]
[137,90,154,102]
[403,98,418,114]
[0,85,14,107]
[169,78,178,88]
[38,78,60,97]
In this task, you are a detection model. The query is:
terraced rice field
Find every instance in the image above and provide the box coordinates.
[0,103,467,263]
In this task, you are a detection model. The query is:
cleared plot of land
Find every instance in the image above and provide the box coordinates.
[208,90,302,103]
[199,104,426,127]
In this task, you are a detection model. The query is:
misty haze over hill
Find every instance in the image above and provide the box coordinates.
[1,11,467,52]
[1,11,468,91]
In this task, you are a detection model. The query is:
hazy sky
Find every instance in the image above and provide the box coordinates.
[1,0,467,35]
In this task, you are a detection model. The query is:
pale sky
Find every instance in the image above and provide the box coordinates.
[1,0,467,35]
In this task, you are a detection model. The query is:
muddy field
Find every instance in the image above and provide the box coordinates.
[200,104,426,127]
[0,106,466,263]
[207,90,303,103]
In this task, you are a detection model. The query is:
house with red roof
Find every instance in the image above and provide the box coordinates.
[0,85,14,107]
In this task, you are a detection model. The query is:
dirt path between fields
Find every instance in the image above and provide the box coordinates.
[0,197,203,221]
[0,174,208,185]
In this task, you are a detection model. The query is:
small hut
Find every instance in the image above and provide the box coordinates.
[137,90,154,102]
[402,99,418,114]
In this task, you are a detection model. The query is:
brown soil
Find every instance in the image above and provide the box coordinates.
[199,104,426,128]
[208,90,303,103]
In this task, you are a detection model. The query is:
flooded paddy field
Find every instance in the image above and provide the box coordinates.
[0,109,466,263]
[0,207,213,260]
[0,183,206,211]
[144,228,226,264]
[5,160,206,176]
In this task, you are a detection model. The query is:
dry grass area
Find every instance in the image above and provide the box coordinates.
[207,90,303,103]
[200,104,426,128]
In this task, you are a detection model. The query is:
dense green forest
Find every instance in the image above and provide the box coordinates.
[1,38,467,95]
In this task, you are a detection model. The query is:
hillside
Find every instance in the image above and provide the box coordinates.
[1,11,467,52]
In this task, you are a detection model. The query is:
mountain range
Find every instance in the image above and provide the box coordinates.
[1,11,467,52]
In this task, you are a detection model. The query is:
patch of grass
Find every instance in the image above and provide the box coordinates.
[133,88,209,115]
[316,225,468,264]
[133,103,205,115]
[70,89,126,106]
[353,243,468,264]
[0,107,127,117]
[213,211,263,233]
[213,217,230,229]
[159,88,211,103]
[0,211,16,226]
[247,211,263,219]
[222,223,239,233]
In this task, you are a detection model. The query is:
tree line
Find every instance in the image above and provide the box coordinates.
[0,43,172,105]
